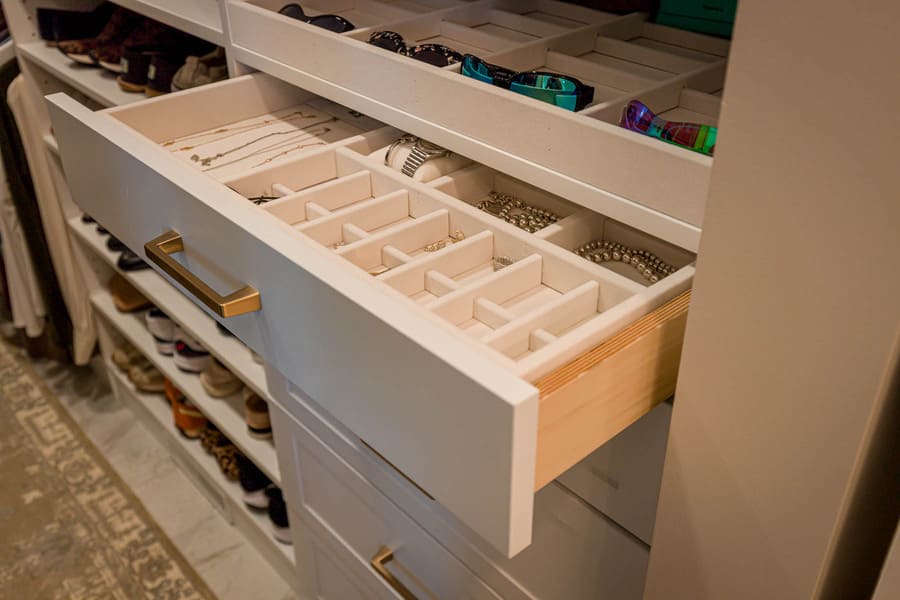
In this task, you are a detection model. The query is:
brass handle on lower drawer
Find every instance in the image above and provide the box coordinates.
[144,230,260,318]
[370,546,419,600]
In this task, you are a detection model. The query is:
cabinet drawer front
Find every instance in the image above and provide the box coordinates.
[557,402,671,544]
[46,80,538,557]
[272,390,649,600]
[273,402,501,600]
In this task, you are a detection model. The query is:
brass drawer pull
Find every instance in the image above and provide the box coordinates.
[370,546,419,600]
[144,230,261,318]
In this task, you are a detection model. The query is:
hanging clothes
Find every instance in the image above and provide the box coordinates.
[7,72,95,364]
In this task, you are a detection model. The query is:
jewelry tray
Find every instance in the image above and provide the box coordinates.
[226,0,730,249]
[104,73,694,383]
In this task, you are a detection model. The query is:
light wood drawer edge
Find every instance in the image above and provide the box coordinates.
[534,290,690,490]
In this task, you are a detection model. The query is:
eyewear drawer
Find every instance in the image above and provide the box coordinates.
[48,71,693,557]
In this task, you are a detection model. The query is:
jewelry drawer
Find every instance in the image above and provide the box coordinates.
[48,71,693,557]
[226,0,729,248]
[271,401,502,600]
[269,380,650,599]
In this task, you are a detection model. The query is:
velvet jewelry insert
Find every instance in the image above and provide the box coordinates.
[221,135,694,382]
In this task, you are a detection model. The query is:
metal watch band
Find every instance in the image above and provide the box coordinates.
[401,145,434,177]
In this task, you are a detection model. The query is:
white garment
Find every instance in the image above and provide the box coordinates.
[7,75,96,364]
[0,156,46,337]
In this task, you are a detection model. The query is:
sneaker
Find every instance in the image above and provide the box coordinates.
[111,342,142,372]
[171,47,227,92]
[109,274,150,313]
[165,378,206,439]
[244,389,272,440]
[266,486,292,544]
[146,308,176,355]
[200,358,244,398]
[174,329,211,373]
[57,7,142,66]
[237,453,272,510]
[128,360,165,393]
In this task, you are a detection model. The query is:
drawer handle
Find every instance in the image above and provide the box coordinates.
[144,230,261,318]
[370,546,419,600]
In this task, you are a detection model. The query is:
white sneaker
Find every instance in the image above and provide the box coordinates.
[173,329,210,373]
[146,308,175,355]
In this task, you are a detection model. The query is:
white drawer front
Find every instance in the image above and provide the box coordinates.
[271,386,649,600]
[272,402,501,600]
[48,72,691,557]
[557,402,672,544]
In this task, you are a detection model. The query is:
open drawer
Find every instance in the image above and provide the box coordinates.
[48,72,693,557]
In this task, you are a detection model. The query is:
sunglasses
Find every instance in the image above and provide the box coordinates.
[368,31,463,67]
[461,54,594,112]
[620,100,717,156]
[278,4,354,33]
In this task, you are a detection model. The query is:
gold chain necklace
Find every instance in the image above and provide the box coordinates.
[190,117,338,166]
[162,110,319,148]
[202,125,334,172]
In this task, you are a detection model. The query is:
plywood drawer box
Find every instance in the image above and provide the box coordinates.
[48,71,694,557]
[226,0,729,248]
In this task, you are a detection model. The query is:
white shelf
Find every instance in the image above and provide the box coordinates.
[17,40,145,108]
[109,0,224,45]
[67,214,271,402]
[90,286,282,489]
[102,355,297,591]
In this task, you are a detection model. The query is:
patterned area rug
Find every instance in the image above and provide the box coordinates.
[0,339,215,599]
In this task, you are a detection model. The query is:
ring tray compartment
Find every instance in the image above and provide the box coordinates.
[49,69,695,557]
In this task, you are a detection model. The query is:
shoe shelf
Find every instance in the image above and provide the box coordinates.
[98,353,297,591]
[107,0,225,45]
[16,40,144,108]
[67,213,270,403]
[89,286,281,489]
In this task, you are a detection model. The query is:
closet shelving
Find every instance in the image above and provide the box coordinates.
[69,215,300,593]
[16,40,143,107]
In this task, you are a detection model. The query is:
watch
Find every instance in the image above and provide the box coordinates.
[383,135,451,177]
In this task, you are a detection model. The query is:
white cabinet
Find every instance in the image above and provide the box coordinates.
[49,67,694,557]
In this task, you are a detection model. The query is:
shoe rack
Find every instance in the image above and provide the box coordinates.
[64,203,300,591]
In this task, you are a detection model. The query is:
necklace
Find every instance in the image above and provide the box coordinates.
[202,126,334,172]
[251,141,327,168]
[574,239,675,283]
[191,117,338,166]
[477,192,559,233]
[162,110,319,148]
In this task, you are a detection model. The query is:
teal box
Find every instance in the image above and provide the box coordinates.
[656,0,737,38]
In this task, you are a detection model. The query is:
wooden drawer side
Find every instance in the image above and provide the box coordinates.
[534,290,690,490]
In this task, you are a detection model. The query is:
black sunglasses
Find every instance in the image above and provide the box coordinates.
[278,4,354,33]
[368,31,463,67]
[461,54,594,112]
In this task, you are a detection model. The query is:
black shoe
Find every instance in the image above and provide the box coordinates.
[97,225,109,235]
[81,214,95,223]
[237,454,272,511]
[266,486,292,544]
[117,248,149,271]
[106,236,127,252]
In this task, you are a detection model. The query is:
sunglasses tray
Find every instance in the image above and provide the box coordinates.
[226,0,729,250]
[48,69,693,556]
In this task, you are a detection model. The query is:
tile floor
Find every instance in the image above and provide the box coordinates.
[31,356,296,600]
